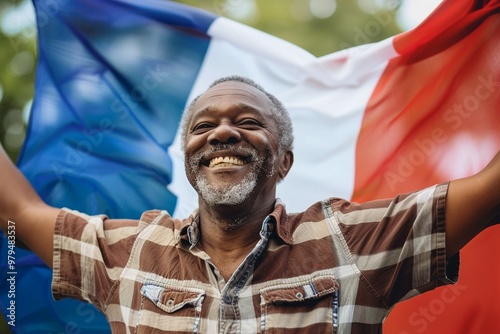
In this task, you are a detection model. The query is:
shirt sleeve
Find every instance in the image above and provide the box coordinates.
[51,208,148,310]
[333,182,459,308]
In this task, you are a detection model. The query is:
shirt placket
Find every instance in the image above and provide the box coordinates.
[217,216,273,334]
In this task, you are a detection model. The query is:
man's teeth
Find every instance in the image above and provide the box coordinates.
[209,156,245,168]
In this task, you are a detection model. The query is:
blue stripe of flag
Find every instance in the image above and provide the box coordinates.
[20,0,216,218]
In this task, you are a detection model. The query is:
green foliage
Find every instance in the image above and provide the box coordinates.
[178,0,402,56]
[0,0,36,162]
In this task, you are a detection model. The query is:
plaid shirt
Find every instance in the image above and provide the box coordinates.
[52,182,458,333]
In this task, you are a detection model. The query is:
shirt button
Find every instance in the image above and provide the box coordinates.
[223,295,232,304]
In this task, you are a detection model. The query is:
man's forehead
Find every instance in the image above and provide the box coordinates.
[193,81,271,109]
[210,80,267,97]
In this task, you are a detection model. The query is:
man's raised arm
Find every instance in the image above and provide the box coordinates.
[445,151,500,258]
[0,144,59,267]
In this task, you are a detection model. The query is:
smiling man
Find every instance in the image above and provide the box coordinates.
[0,76,499,333]
[184,77,292,210]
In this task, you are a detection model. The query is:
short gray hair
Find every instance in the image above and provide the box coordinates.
[180,75,294,155]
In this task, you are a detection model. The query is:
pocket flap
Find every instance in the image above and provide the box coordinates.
[261,276,339,305]
[141,284,205,313]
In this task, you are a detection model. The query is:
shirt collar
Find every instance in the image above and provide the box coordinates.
[269,199,294,244]
[179,199,294,247]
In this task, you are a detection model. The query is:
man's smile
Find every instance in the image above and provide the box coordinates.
[208,156,248,168]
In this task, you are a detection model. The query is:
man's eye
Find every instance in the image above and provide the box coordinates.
[192,123,214,132]
[239,119,261,128]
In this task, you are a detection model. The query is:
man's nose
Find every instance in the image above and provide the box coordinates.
[208,123,241,145]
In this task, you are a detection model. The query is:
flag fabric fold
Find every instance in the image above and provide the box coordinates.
[0,0,498,332]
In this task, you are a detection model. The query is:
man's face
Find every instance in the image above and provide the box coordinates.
[184,81,283,207]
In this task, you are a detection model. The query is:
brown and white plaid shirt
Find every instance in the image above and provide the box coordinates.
[52,182,459,333]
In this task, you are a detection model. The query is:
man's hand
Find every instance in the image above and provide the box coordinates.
[445,151,500,257]
[0,144,59,267]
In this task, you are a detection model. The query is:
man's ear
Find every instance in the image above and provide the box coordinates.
[278,150,294,181]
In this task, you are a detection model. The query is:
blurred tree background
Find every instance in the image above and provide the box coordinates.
[0,0,406,162]
[1,0,37,162]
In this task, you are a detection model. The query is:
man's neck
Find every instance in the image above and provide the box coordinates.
[196,199,275,280]
[198,205,268,249]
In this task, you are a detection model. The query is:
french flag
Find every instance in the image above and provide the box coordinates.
[0,0,499,332]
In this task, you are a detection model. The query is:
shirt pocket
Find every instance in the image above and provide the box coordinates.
[138,283,205,333]
[260,275,339,334]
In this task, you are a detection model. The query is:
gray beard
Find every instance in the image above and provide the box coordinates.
[195,169,258,206]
